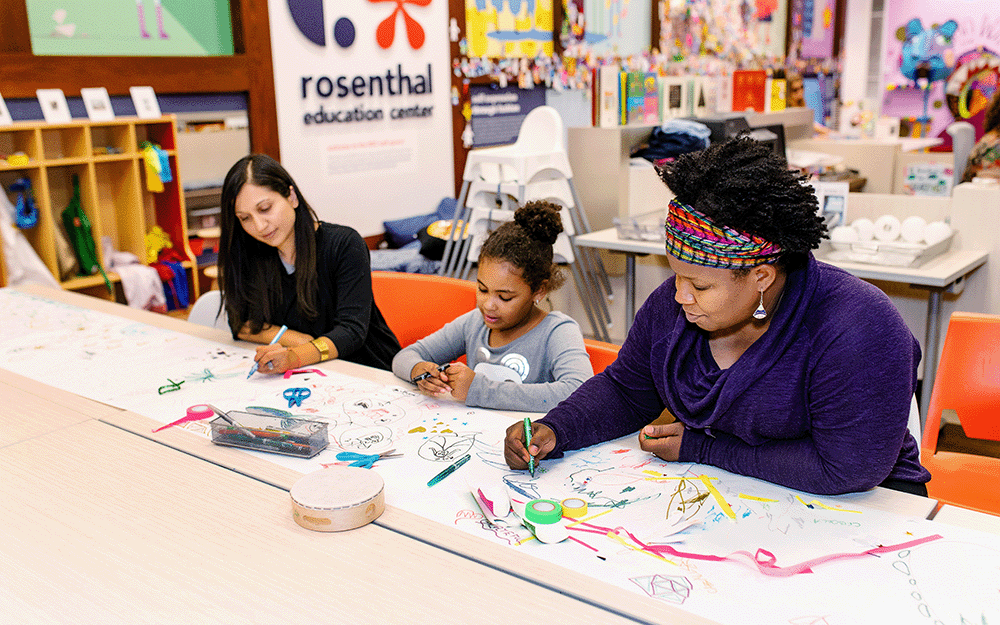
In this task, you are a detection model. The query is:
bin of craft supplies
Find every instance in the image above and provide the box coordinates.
[614,210,666,242]
[209,411,328,458]
[825,216,954,268]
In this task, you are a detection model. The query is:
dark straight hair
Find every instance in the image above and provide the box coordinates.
[219,154,321,336]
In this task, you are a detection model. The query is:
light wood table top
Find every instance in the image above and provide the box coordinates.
[0,418,680,624]
[0,370,118,448]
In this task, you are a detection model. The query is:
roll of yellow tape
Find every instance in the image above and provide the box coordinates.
[561,497,588,518]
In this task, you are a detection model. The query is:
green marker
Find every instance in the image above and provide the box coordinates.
[524,417,535,477]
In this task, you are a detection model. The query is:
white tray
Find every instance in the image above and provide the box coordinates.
[825,232,954,267]
[613,210,665,242]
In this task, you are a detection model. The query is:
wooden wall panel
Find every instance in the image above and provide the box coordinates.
[0,0,279,160]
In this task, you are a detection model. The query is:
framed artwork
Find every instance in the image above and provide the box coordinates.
[130,86,162,119]
[81,87,115,121]
[0,94,12,126]
[36,89,72,123]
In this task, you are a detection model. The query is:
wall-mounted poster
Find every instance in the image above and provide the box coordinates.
[788,0,836,60]
[26,0,234,56]
[466,0,555,58]
[881,0,1000,146]
[468,86,545,148]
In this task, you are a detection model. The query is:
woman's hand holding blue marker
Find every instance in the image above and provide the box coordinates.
[248,325,288,378]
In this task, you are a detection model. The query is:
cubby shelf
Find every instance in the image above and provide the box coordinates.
[0,115,199,305]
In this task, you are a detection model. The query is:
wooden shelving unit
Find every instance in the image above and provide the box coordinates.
[0,115,198,304]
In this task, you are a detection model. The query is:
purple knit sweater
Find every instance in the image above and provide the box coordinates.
[538,254,931,495]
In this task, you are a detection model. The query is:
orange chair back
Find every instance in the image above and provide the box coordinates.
[921,311,1000,515]
[584,338,620,375]
[371,272,478,349]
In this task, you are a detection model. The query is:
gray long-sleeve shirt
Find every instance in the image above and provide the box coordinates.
[392,310,593,412]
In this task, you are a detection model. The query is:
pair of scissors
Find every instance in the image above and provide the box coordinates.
[283,387,311,407]
[335,450,404,469]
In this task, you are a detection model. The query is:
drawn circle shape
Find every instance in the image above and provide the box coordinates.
[561,497,588,518]
[290,466,384,532]
[186,404,214,420]
[333,17,355,47]
[525,499,562,525]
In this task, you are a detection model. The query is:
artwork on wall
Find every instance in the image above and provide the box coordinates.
[466,0,556,58]
[787,0,837,60]
[881,0,1000,145]
[25,0,234,56]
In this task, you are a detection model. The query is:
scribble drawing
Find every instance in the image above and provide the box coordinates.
[337,425,394,452]
[503,474,541,501]
[630,574,693,604]
[418,433,476,462]
[454,509,525,545]
[665,477,710,523]
[566,467,658,510]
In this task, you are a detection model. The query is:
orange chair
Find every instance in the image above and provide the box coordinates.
[584,338,620,375]
[371,271,478,349]
[921,312,1000,515]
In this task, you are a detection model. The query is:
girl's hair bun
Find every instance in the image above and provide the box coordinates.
[514,200,563,246]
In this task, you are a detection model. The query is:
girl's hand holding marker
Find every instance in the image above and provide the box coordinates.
[411,362,453,393]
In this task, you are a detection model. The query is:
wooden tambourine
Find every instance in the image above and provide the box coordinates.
[290,466,385,532]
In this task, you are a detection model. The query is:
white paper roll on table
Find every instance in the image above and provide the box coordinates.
[290,466,385,532]
[924,221,953,246]
[900,216,927,243]
[874,215,902,242]
[852,218,876,242]
[829,225,859,243]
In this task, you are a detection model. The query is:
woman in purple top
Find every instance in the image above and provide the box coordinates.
[504,137,931,496]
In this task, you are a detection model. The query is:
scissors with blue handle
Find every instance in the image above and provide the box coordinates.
[336,450,403,469]
[283,387,311,407]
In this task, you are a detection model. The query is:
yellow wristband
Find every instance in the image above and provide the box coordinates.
[310,338,330,362]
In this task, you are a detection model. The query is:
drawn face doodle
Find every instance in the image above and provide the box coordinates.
[418,434,475,462]
[337,425,393,452]
[343,398,405,425]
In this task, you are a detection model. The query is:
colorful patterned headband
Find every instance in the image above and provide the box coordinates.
[664,198,782,269]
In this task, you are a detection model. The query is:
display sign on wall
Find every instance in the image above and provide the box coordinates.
[268,0,454,236]
[468,86,545,148]
[25,0,234,56]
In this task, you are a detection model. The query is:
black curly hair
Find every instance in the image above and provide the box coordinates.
[659,136,827,273]
[479,200,567,292]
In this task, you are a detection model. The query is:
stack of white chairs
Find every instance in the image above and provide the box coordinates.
[439,106,612,341]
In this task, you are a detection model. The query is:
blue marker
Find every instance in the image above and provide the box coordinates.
[247,325,288,378]
[427,454,470,487]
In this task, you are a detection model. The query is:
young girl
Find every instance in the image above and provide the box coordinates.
[392,201,593,411]
[219,154,400,373]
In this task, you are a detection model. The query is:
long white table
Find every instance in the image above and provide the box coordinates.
[0,285,712,625]
[8,284,1000,624]
[574,227,989,424]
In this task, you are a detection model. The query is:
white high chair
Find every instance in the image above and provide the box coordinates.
[439,106,612,341]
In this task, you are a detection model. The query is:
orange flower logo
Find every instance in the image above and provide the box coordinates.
[369,0,431,49]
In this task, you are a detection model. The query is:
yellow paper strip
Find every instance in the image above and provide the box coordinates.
[700,474,735,519]
[795,495,862,514]
[738,493,779,502]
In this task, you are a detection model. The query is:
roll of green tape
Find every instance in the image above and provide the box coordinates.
[561,497,588,518]
[525,499,563,525]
